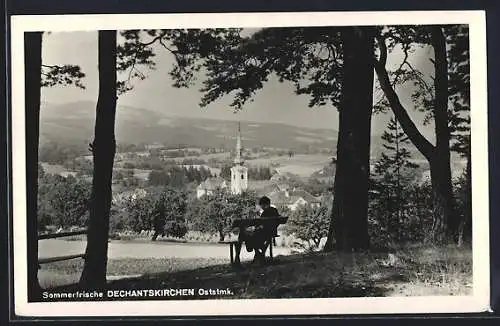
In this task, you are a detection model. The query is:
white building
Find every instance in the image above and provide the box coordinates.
[196,177,228,198]
[230,122,248,195]
[267,189,322,212]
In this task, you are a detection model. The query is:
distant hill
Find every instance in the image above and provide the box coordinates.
[39,100,431,162]
[39,100,340,150]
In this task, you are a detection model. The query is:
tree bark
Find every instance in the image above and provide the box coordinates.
[79,30,117,288]
[464,148,472,240]
[25,32,43,301]
[429,26,455,244]
[428,160,452,244]
[458,146,472,247]
[324,27,374,252]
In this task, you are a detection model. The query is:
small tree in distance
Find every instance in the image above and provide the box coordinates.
[286,203,331,251]
[186,189,257,241]
[48,175,92,228]
[151,188,188,240]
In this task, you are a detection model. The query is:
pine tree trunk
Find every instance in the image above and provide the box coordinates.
[79,30,117,288]
[465,149,472,239]
[324,27,374,252]
[428,159,453,244]
[25,32,43,301]
[430,26,455,244]
[458,148,472,247]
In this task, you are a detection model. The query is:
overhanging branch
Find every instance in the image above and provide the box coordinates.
[374,36,436,161]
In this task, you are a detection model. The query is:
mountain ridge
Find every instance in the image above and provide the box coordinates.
[38,100,398,160]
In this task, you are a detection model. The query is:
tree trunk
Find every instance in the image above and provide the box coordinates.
[428,159,453,244]
[79,30,117,288]
[219,230,225,242]
[324,27,374,252]
[430,26,455,244]
[465,149,472,239]
[458,147,472,247]
[151,231,159,241]
[25,32,43,301]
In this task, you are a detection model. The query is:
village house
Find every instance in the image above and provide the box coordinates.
[112,188,148,206]
[145,142,164,150]
[266,188,322,212]
[196,177,228,198]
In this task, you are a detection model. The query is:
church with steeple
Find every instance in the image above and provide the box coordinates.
[195,122,248,198]
[230,122,248,195]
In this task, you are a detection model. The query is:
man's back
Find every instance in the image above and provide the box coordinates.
[259,206,280,237]
[260,206,280,218]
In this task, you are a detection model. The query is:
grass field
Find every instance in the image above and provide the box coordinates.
[44,245,472,298]
[39,257,228,289]
[247,154,331,177]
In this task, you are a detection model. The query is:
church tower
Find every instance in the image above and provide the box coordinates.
[231,122,248,195]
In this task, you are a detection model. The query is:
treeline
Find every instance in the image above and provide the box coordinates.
[116,143,147,153]
[122,157,208,170]
[37,171,91,231]
[150,148,201,158]
[147,165,213,188]
[110,187,258,241]
[39,141,89,165]
[220,165,273,181]
[64,158,93,176]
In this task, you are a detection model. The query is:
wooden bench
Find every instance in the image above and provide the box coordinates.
[221,235,280,264]
[224,216,288,265]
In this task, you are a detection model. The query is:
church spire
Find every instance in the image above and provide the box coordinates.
[234,122,243,165]
[230,121,248,195]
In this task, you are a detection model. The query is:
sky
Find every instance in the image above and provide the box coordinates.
[40,30,436,139]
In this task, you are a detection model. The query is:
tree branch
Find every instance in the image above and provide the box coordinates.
[392,43,410,87]
[403,61,435,101]
[374,38,436,161]
[376,34,388,67]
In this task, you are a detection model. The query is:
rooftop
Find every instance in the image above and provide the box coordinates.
[197,177,228,190]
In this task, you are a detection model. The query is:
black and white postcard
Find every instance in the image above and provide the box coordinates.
[10,11,490,317]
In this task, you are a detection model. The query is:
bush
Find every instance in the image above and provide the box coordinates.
[109,206,129,233]
[285,204,330,251]
[164,221,188,238]
[37,173,91,229]
[121,187,188,237]
[186,189,257,241]
[368,180,434,249]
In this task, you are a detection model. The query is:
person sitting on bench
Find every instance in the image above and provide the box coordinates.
[234,196,280,265]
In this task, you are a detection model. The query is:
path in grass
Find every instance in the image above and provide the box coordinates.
[38,239,292,288]
[39,239,292,260]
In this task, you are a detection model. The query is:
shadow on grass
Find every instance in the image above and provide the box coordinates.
[47,253,390,300]
[44,246,472,301]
